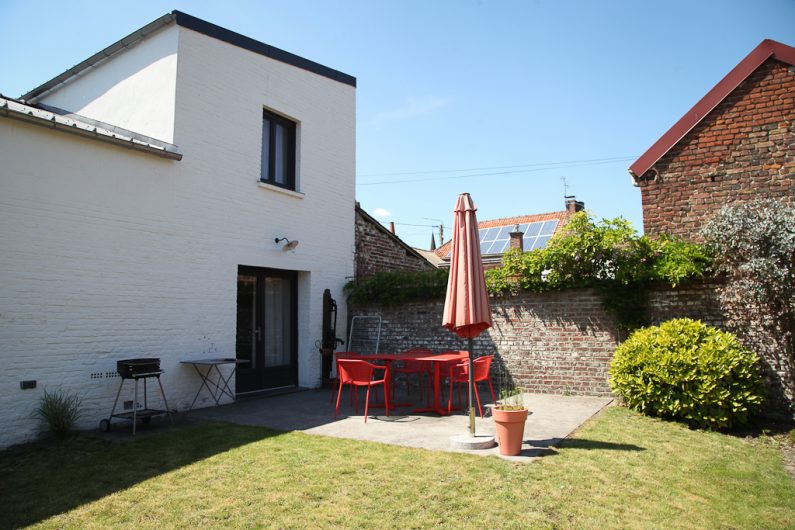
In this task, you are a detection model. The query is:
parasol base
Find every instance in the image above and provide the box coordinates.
[450,434,496,451]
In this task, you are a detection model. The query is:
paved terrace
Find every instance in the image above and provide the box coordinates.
[186,389,612,462]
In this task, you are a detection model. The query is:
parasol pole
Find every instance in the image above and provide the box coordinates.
[468,336,475,436]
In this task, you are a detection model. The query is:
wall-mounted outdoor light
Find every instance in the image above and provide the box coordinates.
[274,237,299,251]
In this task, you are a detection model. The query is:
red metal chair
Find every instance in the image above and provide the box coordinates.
[447,355,496,417]
[329,352,360,403]
[393,347,433,404]
[334,359,390,423]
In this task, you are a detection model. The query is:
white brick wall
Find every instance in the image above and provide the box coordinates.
[38,25,179,143]
[0,23,355,448]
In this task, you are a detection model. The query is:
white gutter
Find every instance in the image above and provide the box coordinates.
[0,97,182,161]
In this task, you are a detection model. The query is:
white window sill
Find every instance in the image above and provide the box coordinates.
[257,181,305,199]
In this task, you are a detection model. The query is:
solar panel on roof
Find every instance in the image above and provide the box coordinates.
[524,223,541,237]
[496,225,513,240]
[485,227,500,241]
[540,220,558,235]
[477,219,559,255]
[531,235,552,250]
[490,240,509,254]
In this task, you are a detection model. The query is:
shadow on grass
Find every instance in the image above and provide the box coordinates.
[559,438,646,451]
[627,406,794,440]
[516,437,646,458]
[728,413,795,439]
[0,421,281,528]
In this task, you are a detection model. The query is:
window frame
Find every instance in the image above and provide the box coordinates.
[260,108,297,191]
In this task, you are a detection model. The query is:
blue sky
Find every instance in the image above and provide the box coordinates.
[1,0,793,248]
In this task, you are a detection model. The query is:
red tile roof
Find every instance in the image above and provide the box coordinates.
[434,210,571,259]
[629,39,795,181]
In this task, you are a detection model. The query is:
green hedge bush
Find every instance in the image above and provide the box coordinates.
[609,318,763,429]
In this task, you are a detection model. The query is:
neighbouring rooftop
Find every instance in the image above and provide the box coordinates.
[434,198,584,265]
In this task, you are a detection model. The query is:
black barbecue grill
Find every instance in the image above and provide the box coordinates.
[117,358,161,378]
[100,357,173,434]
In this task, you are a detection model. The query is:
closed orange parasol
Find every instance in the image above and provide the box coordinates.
[442,192,492,436]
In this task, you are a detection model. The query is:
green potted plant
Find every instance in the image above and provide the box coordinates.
[492,375,528,456]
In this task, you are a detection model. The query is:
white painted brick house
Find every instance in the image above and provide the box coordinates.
[0,11,356,448]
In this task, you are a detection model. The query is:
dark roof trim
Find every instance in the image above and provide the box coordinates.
[173,11,356,87]
[22,11,355,102]
[629,39,795,182]
[355,204,435,267]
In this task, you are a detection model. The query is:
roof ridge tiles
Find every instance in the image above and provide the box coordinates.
[476,210,567,226]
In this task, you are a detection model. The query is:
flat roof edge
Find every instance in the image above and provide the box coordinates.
[172,11,357,87]
[20,10,356,104]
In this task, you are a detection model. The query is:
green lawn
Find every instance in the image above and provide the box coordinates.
[1,406,793,529]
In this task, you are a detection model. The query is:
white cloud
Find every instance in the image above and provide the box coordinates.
[372,207,391,218]
[368,97,449,129]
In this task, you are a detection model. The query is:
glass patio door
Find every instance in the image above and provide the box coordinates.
[235,266,297,394]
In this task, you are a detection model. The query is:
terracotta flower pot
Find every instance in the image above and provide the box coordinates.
[492,408,528,456]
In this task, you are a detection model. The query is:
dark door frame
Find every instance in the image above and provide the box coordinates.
[236,265,298,394]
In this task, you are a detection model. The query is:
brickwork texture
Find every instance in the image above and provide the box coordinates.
[355,206,435,278]
[350,283,792,408]
[351,282,746,399]
[637,59,795,240]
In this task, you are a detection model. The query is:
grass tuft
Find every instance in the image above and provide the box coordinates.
[32,388,82,439]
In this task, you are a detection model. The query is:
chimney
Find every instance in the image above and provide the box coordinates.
[565,197,585,213]
[389,222,395,234]
[509,224,524,252]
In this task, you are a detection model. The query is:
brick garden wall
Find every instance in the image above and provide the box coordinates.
[637,58,795,241]
[647,282,724,327]
[349,283,724,398]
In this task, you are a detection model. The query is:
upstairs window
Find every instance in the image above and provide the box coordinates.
[261,109,296,190]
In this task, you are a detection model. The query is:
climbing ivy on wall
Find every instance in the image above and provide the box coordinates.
[345,268,448,306]
[345,212,712,331]
[487,212,712,330]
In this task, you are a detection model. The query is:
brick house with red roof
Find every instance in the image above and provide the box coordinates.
[629,39,795,241]
[435,198,584,269]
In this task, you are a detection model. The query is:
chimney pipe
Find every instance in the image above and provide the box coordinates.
[565,197,585,213]
[509,224,524,252]
[389,222,395,234]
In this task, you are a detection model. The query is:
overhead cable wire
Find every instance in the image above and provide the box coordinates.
[357,155,637,179]
[357,156,637,186]
[392,222,452,229]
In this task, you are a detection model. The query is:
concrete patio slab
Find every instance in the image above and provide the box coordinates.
[187,389,612,462]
